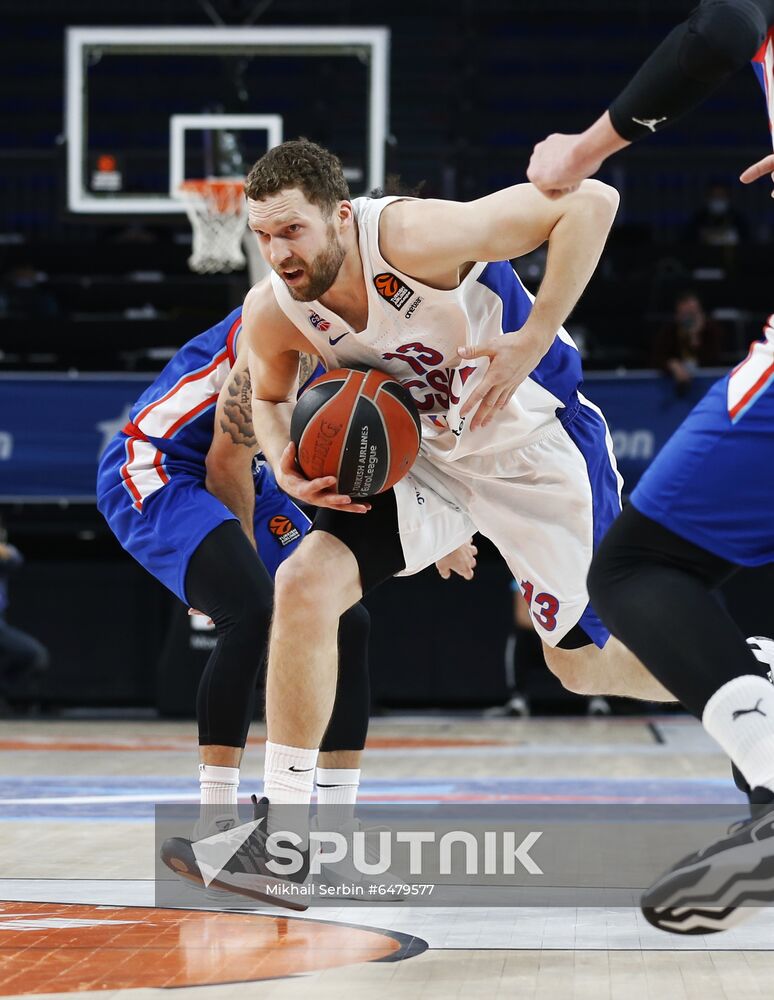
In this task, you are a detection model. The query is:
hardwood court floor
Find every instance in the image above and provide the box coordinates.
[1,714,772,999]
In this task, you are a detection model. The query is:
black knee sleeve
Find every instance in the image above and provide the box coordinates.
[588,505,766,717]
[610,0,770,141]
[185,520,274,748]
[320,602,371,753]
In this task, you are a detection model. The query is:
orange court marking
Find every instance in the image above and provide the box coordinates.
[0,902,407,994]
[362,737,498,749]
[0,736,499,752]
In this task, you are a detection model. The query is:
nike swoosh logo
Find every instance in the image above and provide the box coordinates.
[288,765,314,772]
[328,332,349,346]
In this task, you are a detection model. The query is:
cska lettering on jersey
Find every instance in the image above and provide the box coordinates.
[307,310,331,333]
[379,342,477,412]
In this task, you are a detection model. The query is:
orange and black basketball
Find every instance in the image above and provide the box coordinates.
[290,368,422,498]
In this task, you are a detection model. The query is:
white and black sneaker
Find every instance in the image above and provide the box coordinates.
[641,790,774,934]
[160,794,309,912]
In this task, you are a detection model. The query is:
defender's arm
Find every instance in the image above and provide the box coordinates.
[527,0,774,196]
[204,339,259,545]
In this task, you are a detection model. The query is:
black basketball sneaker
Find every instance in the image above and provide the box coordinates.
[641,791,774,934]
[160,795,309,912]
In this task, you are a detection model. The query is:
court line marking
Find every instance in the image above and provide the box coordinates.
[0,744,720,757]
[648,722,666,745]
[1,887,772,951]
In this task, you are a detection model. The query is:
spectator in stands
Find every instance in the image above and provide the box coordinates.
[652,291,725,395]
[0,517,49,712]
[686,181,749,248]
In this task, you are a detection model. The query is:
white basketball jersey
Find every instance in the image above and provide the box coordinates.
[270,195,585,467]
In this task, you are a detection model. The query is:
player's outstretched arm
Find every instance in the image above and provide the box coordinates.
[527,112,629,199]
[461,182,619,428]
[383,181,619,430]
[528,0,773,196]
[243,281,370,514]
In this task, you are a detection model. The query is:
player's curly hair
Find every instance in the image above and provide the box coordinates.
[244,138,350,215]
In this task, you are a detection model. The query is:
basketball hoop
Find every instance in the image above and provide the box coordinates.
[177,179,249,274]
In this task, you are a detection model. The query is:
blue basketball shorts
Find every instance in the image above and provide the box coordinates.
[97,437,310,604]
[632,339,774,567]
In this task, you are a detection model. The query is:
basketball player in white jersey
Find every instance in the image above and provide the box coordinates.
[239,138,676,850]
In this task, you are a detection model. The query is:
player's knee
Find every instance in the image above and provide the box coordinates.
[544,646,603,696]
[207,572,273,641]
[275,536,360,619]
[684,0,766,80]
[274,549,337,619]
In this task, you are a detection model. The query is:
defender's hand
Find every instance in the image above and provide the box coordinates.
[740,153,774,195]
[458,329,552,430]
[527,133,602,198]
[436,540,477,581]
[276,442,371,513]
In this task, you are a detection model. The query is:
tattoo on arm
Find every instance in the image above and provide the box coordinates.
[298,352,318,388]
[220,370,257,448]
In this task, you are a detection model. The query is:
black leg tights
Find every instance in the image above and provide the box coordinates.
[184,520,371,750]
[186,521,274,747]
[321,603,371,753]
[587,505,767,719]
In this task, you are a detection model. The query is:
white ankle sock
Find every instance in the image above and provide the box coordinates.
[197,764,240,836]
[263,741,318,841]
[263,741,319,803]
[316,768,360,804]
[199,763,240,804]
[703,675,774,792]
[316,767,360,826]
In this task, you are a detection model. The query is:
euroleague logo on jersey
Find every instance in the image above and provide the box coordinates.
[308,311,331,333]
[374,272,414,311]
[269,514,301,547]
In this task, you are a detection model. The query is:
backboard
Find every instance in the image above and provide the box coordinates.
[65,26,390,215]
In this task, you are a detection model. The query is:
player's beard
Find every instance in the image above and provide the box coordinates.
[283,224,346,302]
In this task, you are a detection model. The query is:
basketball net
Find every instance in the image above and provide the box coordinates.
[178,179,249,274]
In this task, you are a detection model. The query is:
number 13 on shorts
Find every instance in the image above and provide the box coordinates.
[520,580,560,632]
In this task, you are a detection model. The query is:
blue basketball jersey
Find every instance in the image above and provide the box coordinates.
[630,42,774,565]
[116,308,242,511]
[97,307,320,602]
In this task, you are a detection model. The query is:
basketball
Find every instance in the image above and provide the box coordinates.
[290,368,422,497]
